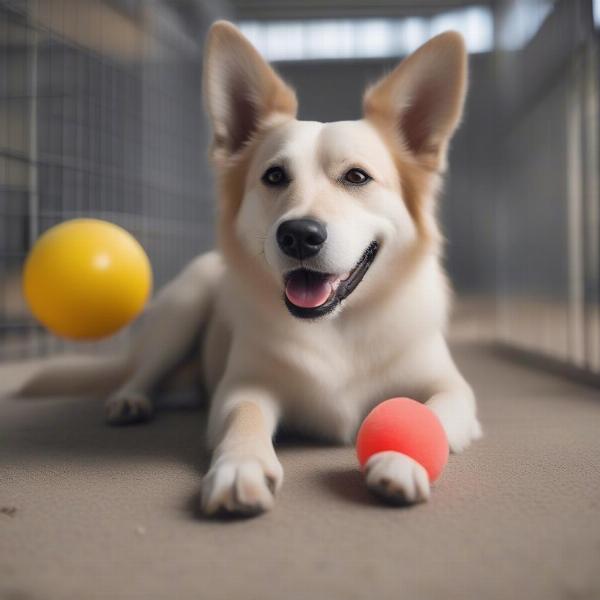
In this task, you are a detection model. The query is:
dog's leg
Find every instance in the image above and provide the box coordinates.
[420,339,483,454]
[426,382,483,454]
[105,253,222,425]
[413,336,483,454]
[201,390,282,517]
[104,308,201,425]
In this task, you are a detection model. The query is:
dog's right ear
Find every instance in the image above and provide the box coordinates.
[363,32,467,173]
[203,21,298,163]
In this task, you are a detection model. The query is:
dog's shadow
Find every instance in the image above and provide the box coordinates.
[2,393,211,473]
[3,394,390,518]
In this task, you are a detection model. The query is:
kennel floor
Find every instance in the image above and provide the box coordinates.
[1,342,599,600]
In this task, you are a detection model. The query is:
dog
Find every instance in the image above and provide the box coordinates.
[14,21,483,516]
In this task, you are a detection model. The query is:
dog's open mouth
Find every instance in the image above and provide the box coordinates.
[284,241,379,319]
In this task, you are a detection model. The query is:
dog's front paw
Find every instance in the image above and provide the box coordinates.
[438,413,483,454]
[364,451,430,505]
[426,395,483,454]
[105,392,154,425]
[201,454,283,517]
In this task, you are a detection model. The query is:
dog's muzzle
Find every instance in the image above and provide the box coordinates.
[284,241,379,319]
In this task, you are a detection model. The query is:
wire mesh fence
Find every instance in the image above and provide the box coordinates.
[0,0,216,359]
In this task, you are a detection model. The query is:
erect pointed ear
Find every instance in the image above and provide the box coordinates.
[363,31,467,172]
[203,21,298,163]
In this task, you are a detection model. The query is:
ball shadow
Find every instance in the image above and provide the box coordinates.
[317,466,421,510]
[317,466,378,507]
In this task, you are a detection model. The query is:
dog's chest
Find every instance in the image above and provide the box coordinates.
[269,327,412,442]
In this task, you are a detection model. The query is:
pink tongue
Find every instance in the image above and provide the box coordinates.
[286,272,332,308]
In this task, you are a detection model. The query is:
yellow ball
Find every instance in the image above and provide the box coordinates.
[23,219,152,340]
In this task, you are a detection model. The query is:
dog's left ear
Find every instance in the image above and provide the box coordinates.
[363,31,467,172]
[203,21,298,163]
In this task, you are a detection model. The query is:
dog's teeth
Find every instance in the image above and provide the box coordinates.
[327,275,343,290]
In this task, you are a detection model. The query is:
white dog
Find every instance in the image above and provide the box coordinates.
[17,21,482,516]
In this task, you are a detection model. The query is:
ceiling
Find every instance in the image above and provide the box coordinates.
[229,0,495,20]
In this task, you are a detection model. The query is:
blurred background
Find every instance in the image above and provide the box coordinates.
[0,0,598,382]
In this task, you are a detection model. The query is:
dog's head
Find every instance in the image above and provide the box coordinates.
[204,21,467,320]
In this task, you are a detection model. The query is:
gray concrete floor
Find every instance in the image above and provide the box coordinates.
[1,343,600,600]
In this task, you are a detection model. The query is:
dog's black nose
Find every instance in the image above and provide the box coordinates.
[276,218,327,259]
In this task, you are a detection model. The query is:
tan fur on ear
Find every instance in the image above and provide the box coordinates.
[203,21,298,163]
[363,31,467,173]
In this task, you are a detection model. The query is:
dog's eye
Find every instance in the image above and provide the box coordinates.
[343,168,371,185]
[262,166,288,187]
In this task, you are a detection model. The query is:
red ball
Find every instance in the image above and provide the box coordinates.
[356,397,449,482]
